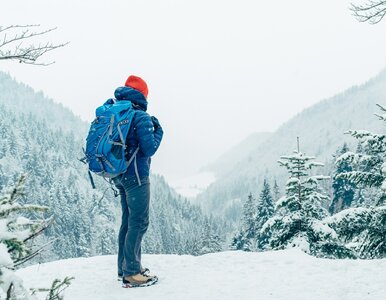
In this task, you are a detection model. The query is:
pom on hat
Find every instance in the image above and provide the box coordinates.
[125,75,148,98]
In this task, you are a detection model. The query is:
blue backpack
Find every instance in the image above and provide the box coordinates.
[82,98,138,185]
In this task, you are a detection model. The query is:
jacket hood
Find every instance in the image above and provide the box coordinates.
[114,86,148,111]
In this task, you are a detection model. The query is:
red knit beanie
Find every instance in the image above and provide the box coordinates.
[125,75,149,98]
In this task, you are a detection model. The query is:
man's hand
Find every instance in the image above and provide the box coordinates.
[151,116,161,129]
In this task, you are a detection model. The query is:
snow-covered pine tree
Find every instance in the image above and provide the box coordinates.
[256,179,274,250]
[273,179,280,202]
[327,205,385,258]
[336,104,386,206]
[328,105,386,258]
[231,193,256,251]
[199,217,223,255]
[184,237,202,256]
[91,194,117,256]
[0,175,72,299]
[329,143,356,214]
[350,142,371,207]
[260,150,354,258]
[352,143,366,207]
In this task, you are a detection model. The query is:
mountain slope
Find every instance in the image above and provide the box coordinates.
[197,69,386,217]
[203,132,271,177]
[17,250,386,300]
[0,72,85,134]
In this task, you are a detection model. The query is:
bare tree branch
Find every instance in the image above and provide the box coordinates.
[0,24,68,66]
[351,1,386,24]
[14,239,57,267]
[23,217,55,244]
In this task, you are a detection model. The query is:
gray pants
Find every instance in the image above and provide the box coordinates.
[113,175,150,277]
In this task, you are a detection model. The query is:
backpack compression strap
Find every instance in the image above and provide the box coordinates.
[126,147,141,186]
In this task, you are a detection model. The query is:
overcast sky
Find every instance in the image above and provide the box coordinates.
[2,0,386,181]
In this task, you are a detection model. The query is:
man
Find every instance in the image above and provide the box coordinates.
[112,75,163,287]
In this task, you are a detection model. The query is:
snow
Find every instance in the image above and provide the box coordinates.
[381,162,386,175]
[286,177,300,185]
[311,220,338,239]
[288,235,310,253]
[324,207,370,224]
[0,244,13,267]
[280,152,316,160]
[17,250,386,300]
[309,175,330,181]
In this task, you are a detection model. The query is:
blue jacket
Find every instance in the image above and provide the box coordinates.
[114,86,163,178]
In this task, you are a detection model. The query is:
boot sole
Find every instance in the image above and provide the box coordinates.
[122,276,158,288]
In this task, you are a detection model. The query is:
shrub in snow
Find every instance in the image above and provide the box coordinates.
[260,151,355,258]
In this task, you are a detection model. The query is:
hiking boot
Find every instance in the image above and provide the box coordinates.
[118,267,150,281]
[122,273,158,288]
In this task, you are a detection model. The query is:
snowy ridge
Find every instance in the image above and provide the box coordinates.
[17,250,385,300]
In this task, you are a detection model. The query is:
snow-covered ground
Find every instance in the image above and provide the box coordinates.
[17,249,385,300]
[169,171,216,198]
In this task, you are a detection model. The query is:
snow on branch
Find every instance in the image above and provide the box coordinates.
[306,175,330,183]
[306,161,324,169]
[0,24,68,66]
[336,171,384,187]
[345,129,373,138]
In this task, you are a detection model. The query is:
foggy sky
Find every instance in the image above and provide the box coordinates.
[2,0,386,181]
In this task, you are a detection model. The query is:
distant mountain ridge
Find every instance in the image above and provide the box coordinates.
[0,72,86,134]
[197,68,386,219]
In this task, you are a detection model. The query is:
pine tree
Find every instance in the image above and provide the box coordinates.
[328,104,386,258]
[184,237,202,256]
[260,150,354,258]
[199,217,222,255]
[231,193,257,251]
[356,142,364,154]
[256,179,274,249]
[329,143,356,214]
[351,143,366,207]
[336,104,386,207]
[328,205,386,258]
[273,178,280,202]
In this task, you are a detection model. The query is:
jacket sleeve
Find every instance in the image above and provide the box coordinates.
[134,111,164,157]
